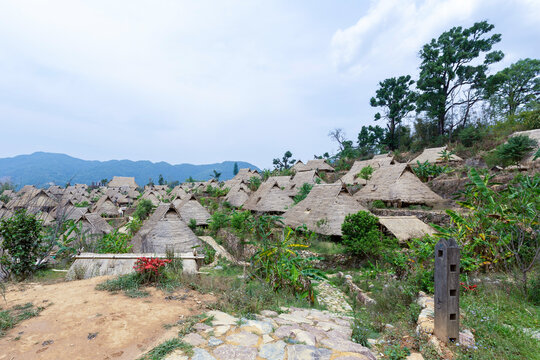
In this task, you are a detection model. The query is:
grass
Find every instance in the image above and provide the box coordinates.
[0,302,44,337]
[309,239,347,255]
[138,338,193,360]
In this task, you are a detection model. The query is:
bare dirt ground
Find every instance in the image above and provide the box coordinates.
[0,276,215,360]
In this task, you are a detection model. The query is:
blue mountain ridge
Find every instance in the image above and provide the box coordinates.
[0,152,260,188]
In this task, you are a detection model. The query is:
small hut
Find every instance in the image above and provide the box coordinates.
[339,155,395,186]
[224,181,251,208]
[130,204,203,253]
[354,163,443,207]
[141,190,161,206]
[92,195,119,217]
[293,159,334,173]
[378,216,436,243]
[243,178,294,213]
[80,213,114,237]
[108,176,139,190]
[174,194,211,225]
[282,183,368,236]
[409,146,462,164]
[8,189,58,214]
[290,170,320,187]
[224,168,261,188]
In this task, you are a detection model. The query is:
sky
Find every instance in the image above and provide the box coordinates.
[0,0,538,169]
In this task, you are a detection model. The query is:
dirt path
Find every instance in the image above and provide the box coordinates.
[0,277,215,360]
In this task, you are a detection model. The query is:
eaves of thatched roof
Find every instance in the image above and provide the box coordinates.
[378,215,436,243]
[409,146,462,164]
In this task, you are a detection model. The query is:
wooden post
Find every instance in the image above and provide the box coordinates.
[434,238,460,343]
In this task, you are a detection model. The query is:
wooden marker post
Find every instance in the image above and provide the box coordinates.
[434,238,460,343]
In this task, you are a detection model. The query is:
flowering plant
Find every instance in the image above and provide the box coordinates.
[460,282,478,292]
[134,257,171,283]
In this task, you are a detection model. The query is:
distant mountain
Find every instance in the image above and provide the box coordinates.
[0,152,260,188]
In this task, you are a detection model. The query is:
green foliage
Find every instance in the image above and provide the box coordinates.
[341,211,397,258]
[187,218,197,231]
[126,217,143,236]
[371,200,387,209]
[74,201,90,208]
[272,151,295,171]
[0,209,45,280]
[205,185,228,197]
[233,162,239,176]
[211,170,222,181]
[356,165,374,181]
[485,58,540,117]
[158,174,166,186]
[133,199,155,221]
[370,75,416,150]
[208,210,230,235]
[491,135,537,167]
[0,181,15,195]
[1,303,44,337]
[459,125,484,147]
[230,210,252,237]
[293,183,313,204]
[384,344,410,360]
[250,226,325,304]
[416,21,503,135]
[95,230,132,253]
[248,176,261,191]
[412,161,449,182]
[139,338,192,360]
[438,148,456,162]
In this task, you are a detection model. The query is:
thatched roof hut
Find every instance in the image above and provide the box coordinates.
[224,181,251,208]
[170,186,188,199]
[78,213,114,237]
[130,204,202,253]
[52,205,88,223]
[174,195,211,225]
[282,183,368,236]
[409,146,462,164]
[224,168,261,188]
[339,156,395,186]
[108,176,138,190]
[8,189,58,213]
[291,170,319,187]
[243,178,294,213]
[293,159,334,172]
[36,211,55,225]
[354,163,443,206]
[378,216,436,243]
[92,195,119,217]
[141,190,161,206]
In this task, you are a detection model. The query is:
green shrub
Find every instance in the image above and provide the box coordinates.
[0,209,45,280]
[208,210,230,235]
[527,271,540,305]
[125,217,143,236]
[248,176,262,191]
[133,199,155,221]
[371,200,386,209]
[293,183,313,204]
[95,230,132,253]
[356,165,374,181]
[412,160,449,182]
[341,211,396,258]
[383,344,410,360]
[230,210,252,236]
[187,218,197,231]
[459,126,484,147]
[491,135,537,167]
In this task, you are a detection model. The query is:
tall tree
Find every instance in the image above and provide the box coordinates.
[211,170,222,181]
[233,162,239,176]
[328,128,347,151]
[357,125,387,157]
[485,58,540,117]
[370,75,416,150]
[158,174,165,186]
[416,21,504,135]
[273,151,295,171]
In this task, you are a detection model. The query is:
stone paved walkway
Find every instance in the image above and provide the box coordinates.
[314,280,353,314]
[164,307,375,360]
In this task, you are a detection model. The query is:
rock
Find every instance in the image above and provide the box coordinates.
[208,337,223,346]
[194,323,213,332]
[213,266,223,270]
[241,319,274,335]
[326,328,352,340]
[259,340,286,360]
[274,325,301,339]
[384,324,395,330]
[163,350,189,360]
[319,338,375,360]
[299,324,328,342]
[207,310,239,326]
[277,313,313,325]
[261,310,278,317]
[183,332,206,346]
[262,334,274,343]
[290,329,316,346]
[406,352,424,360]
[226,331,260,346]
[213,325,231,337]
[459,329,475,348]
[213,345,258,360]
[523,328,540,341]
[192,348,216,360]
[334,356,371,360]
[286,344,332,360]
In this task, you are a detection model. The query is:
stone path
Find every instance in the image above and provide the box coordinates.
[164,307,375,360]
[314,280,353,314]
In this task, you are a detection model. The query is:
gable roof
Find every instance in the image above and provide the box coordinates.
[409,146,462,164]
[224,181,251,208]
[108,176,139,189]
[340,156,395,185]
[81,213,114,235]
[378,216,436,243]
[130,204,202,253]
[354,163,443,206]
[174,195,211,225]
[92,195,119,216]
[293,159,334,172]
[243,178,294,213]
[282,183,368,236]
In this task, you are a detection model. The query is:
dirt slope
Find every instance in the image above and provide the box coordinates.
[0,276,214,360]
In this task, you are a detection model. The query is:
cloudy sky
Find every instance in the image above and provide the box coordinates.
[1,0,538,168]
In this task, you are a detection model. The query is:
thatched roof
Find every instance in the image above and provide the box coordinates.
[340,156,395,185]
[174,195,211,225]
[141,190,161,206]
[53,205,88,222]
[170,186,188,199]
[290,170,319,187]
[36,211,55,225]
[293,159,334,172]
[243,178,294,213]
[282,183,368,236]
[8,189,58,212]
[108,176,138,189]
[354,163,443,206]
[378,215,436,243]
[81,213,113,235]
[92,195,119,217]
[224,168,261,188]
[509,129,540,165]
[409,146,462,164]
[224,181,251,208]
[130,204,202,253]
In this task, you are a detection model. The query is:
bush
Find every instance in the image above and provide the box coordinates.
[187,218,197,231]
[412,160,449,182]
[459,126,483,147]
[371,200,386,209]
[248,176,262,191]
[133,199,155,221]
[293,183,313,204]
[208,210,230,235]
[491,135,537,167]
[341,211,396,258]
[95,230,132,253]
[356,165,374,181]
[134,257,171,283]
[0,209,45,280]
[230,210,252,236]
